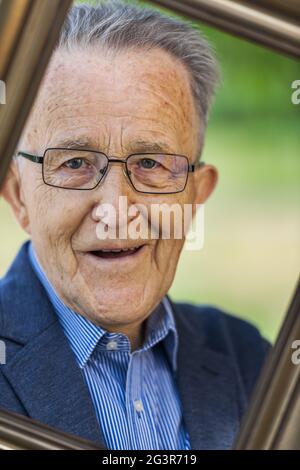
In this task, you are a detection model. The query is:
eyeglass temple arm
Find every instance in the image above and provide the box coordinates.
[17,151,43,164]
[188,161,205,172]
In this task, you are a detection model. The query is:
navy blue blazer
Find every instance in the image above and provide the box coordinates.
[0,241,270,449]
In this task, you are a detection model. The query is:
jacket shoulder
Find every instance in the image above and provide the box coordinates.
[171,300,271,400]
[0,241,57,345]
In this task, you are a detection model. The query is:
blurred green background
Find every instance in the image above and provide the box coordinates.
[0,1,299,343]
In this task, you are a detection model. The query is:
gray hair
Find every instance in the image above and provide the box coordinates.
[60,1,220,157]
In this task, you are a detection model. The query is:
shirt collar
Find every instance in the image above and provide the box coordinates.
[28,241,178,372]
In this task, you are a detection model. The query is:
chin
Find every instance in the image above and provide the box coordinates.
[79,287,149,322]
[84,303,145,329]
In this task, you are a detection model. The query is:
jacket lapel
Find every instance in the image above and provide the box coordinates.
[171,300,240,450]
[1,242,104,446]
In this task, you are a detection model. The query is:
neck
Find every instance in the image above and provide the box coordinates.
[103,320,146,352]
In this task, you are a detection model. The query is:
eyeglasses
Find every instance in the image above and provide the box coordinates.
[17,148,205,194]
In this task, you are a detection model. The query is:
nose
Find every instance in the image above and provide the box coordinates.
[96,160,133,201]
[91,163,138,234]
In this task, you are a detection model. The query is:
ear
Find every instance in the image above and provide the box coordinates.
[193,163,218,205]
[1,159,31,234]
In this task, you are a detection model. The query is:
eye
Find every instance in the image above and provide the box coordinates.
[139,158,159,169]
[63,158,84,170]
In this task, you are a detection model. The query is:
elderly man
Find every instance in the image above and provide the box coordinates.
[0,1,270,450]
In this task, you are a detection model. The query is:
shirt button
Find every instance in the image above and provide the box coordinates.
[133,399,144,412]
[106,340,118,351]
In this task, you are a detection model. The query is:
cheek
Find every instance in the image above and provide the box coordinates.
[27,184,88,246]
[147,194,190,237]
[153,238,183,292]
[158,237,184,258]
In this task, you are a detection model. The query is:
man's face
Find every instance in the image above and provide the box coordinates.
[6,47,217,329]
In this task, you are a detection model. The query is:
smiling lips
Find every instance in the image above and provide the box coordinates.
[90,245,144,259]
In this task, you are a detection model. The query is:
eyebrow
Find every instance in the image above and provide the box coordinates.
[51,138,174,154]
[52,138,95,150]
[127,140,174,154]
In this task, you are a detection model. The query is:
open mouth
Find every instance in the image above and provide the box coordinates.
[89,245,144,259]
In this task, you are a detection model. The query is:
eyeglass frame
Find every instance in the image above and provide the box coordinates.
[16,148,205,195]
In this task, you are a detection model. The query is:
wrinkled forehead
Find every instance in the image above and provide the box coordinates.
[24,47,200,154]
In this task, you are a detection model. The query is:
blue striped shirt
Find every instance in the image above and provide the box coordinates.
[28,242,191,450]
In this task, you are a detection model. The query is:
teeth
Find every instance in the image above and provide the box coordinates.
[100,247,138,252]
